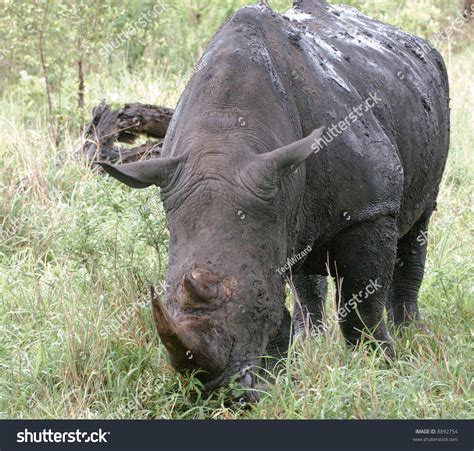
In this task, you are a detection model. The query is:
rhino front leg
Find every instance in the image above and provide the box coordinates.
[264,307,292,371]
[330,216,398,358]
[388,209,432,326]
[292,273,327,337]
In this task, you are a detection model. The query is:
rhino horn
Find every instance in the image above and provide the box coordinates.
[182,269,220,305]
[150,286,226,378]
[150,286,199,365]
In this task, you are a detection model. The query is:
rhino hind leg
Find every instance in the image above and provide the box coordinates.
[387,209,433,326]
[330,216,398,358]
[292,274,327,337]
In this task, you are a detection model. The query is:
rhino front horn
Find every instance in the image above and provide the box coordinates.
[151,285,228,379]
[150,286,199,367]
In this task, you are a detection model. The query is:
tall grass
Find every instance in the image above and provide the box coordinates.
[0,1,473,419]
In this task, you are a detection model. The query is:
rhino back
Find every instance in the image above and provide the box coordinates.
[163,1,449,240]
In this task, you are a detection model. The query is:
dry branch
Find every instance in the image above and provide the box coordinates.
[83,102,174,164]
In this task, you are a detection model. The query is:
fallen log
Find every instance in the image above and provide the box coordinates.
[82,102,174,164]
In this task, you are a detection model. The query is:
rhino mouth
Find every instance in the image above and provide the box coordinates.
[202,365,260,402]
[150,285,262,401]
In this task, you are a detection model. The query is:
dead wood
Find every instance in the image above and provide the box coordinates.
[83,102,174,164]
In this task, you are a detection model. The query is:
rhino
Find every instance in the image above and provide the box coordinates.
[99,0,449,395]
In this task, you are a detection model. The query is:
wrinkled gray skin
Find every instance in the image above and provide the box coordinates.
[100,0,449,396]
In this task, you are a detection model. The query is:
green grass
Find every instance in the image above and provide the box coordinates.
[0,1,473,419]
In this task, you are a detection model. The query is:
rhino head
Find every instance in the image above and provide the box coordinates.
[98,127,324,394]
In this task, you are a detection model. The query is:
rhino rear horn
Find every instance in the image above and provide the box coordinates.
[183,269,220,304]
[96,157,180,188]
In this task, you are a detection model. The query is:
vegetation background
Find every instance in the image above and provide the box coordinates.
[0,0,472,419]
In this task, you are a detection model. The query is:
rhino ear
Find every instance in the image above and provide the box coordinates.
[257,127,325,176]
[96,158,180,189]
